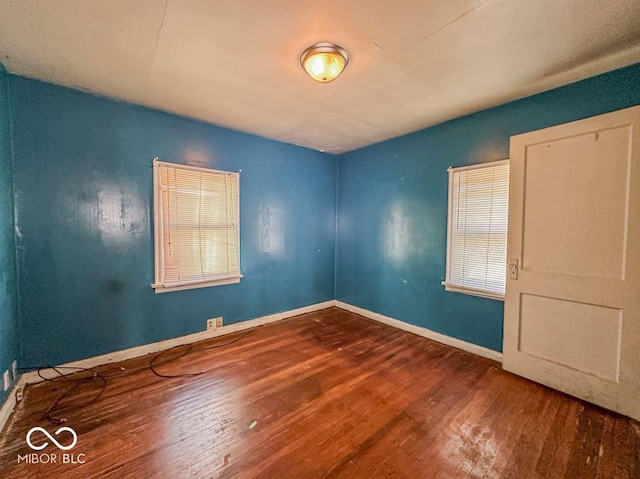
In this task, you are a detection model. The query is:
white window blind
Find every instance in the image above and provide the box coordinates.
[152,159,241,293]
[443,160,510,300]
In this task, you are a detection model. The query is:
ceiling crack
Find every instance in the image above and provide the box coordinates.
[143,0,169,103]
[414,0,494,46]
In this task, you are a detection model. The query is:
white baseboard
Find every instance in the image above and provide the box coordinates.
[19,300,335,387]
[334,300,503,363]
[0,374,28,434]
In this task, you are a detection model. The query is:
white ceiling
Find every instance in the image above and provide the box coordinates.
[0,0,639,154]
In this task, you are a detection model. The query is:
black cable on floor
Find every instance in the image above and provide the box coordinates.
[16,327,257,423]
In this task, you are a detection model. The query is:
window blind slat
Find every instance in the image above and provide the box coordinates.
[446,161,510,297]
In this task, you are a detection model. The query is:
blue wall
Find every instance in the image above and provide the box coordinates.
[0,64,20,403]
[9,76,337,367]
[336,63,640,352]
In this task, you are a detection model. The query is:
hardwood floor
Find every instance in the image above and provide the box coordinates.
[0,307,638,478]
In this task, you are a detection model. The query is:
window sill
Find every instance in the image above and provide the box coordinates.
[152,275,242,294]
[441,281,505,301]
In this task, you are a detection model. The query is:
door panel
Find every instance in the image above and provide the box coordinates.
[519,294,622,382]
[503,106,640,420]
[521,126,630,279]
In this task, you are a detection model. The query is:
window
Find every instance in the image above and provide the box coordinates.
[443,159,510,300]
[152,159,241,293]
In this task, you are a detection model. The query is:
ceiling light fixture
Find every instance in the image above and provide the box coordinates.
[300,42,349,83]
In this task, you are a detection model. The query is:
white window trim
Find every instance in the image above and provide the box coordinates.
[151,159,242,294]
[442,159,509,301]
[441,282,506,301]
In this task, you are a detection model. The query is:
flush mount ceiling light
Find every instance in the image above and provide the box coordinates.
[300,42,349,83]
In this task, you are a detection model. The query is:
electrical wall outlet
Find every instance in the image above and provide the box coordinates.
[11,360,17,381]
[207,317,223,330]
[3,370,9,391]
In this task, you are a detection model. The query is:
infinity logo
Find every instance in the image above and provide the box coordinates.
[26,427,78,451]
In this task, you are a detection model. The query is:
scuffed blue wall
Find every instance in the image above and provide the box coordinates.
[10,76,337,367]
[336,63,640,352]
[0,64,19,403]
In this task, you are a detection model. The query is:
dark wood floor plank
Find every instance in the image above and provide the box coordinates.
[0,307,637,478]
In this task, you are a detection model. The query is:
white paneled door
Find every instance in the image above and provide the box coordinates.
[503,106,640,421]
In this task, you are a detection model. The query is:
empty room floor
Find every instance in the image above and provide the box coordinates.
[0,307,638,478]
